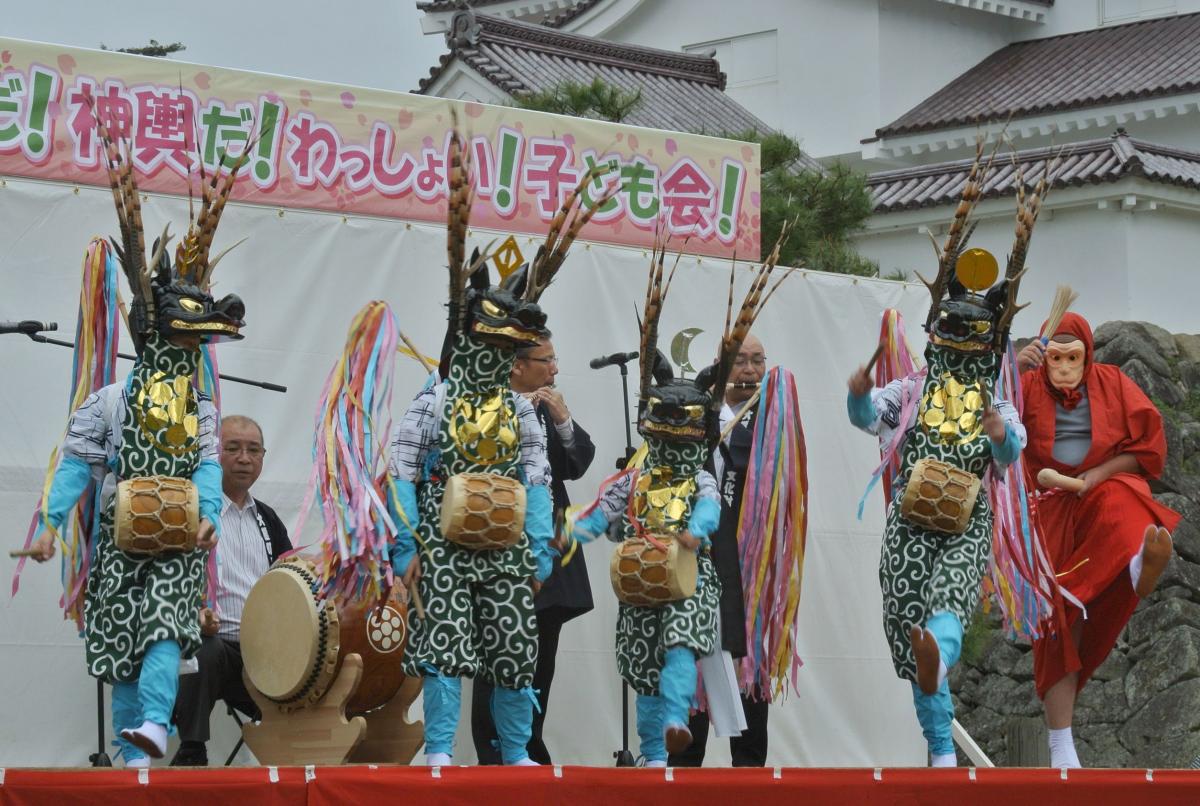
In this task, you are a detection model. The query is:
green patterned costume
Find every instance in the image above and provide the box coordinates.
[41,332,223,765]
[611,441,721,696]
[389,330,557,767]
[572,428,723,764]
[877,347,1002,680]
[393,335,546,688]
[82,336,218,682]
[851,338,1025,763]
[850,148,1042,765]
[33,119,246,765]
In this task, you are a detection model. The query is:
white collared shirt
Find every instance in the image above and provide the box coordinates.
[215,492,272,640]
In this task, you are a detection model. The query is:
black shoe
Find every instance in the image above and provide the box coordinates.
[170,742,209,767]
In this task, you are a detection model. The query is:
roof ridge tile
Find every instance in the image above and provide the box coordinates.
[869,130,1200,211]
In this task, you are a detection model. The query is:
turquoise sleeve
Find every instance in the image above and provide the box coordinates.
[991,422,1022,467]
[526,484,558,582]
[191,460,223,535]
[44,455,93,530]
[572,507,610,543]
[388,478,419,575]
[847,390,878,429]
[687,496,721,550]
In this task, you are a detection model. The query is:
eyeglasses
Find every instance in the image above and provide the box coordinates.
[733,355,767,368]
[222,444,265,458]
[524,355,558,366]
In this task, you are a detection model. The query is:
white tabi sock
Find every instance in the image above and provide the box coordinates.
[1129,553,1144,593]
[120,720,167,759]
[644,759,667,768]
[1048,727,1081,769]
[930,752,957,767]
[426,752,452,766]
[938,659,949,688]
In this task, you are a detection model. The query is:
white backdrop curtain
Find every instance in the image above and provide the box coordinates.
[0,176,937,767]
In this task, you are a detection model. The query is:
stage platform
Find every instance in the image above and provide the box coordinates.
[1,765,1199,805]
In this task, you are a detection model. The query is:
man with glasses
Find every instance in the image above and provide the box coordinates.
[171,415,291,766]
[671,334,771,767]
[471,335,596,764]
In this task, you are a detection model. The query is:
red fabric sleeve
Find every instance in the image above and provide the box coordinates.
[1087,365,1168,478]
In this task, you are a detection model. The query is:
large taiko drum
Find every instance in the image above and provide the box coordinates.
[240,558,408,714]
[899,457,982,535]
[113,476,199,554]
[440,472,526,550]
[610,534,698,607]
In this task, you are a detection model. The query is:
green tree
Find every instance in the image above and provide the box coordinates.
[100,39,187,58]
[513,78,642,123]
[513,80,878,274]
[732,130,877,274]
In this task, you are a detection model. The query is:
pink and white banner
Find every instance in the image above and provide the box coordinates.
[0,37,760,257]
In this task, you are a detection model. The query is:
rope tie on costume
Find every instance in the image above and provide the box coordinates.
[430,673,458,694]
[520,685,543,715]
[1056,558,1090,578]
[569,465,638,540]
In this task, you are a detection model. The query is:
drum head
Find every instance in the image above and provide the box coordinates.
[241,563,322,701]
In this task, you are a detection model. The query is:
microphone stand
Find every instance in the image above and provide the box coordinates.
[24,333,288,393]
[597,358,637,767]
[88,679,112,767]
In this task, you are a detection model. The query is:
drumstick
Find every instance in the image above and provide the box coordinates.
[9,548,44,558]
[398,330,435,375]
[865,342,885,375]
[409,584,426,620]
[718,388,761,445]
[1037,468,1085,493]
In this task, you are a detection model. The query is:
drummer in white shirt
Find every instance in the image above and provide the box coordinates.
[171,415,292,766]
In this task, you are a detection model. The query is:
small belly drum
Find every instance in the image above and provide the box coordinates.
[439,472,527,550]
[610,534,698,607]
[899,457,982,535]
[113,475,199,554]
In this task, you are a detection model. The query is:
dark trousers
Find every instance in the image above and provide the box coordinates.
[472,608,565,764]
[173,635,258,744]
[668,692,770,767]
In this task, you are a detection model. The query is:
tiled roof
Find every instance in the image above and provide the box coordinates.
[415,11,788,147]
[876,12,1200,138]
[415,0,604,29]
[543,0,604,28]
[868,130,1200,212]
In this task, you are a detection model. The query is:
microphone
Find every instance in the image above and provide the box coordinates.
[589,350,639,370]
[0,320,58,335]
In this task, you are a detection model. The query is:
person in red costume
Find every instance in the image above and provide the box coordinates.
[1017,311,1178,769]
